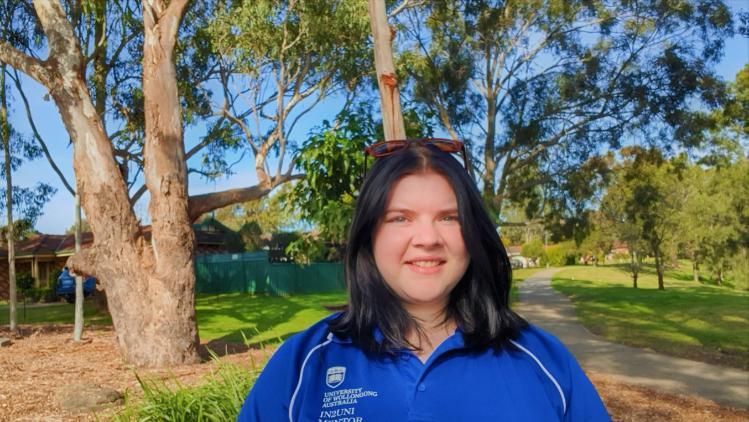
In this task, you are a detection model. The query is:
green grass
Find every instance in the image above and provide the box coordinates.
[196,291,346,345]
[2,269,541,344]
[0,292,346,346]
[552,263,749,369]
[0,301,112,325]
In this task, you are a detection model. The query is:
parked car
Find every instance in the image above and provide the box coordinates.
[56,267,96,304]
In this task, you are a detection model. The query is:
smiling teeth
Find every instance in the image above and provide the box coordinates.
[411,261,441,267]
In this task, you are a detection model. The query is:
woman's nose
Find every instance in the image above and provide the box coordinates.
[411,221,441,247]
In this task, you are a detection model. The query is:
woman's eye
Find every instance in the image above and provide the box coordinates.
[387,216,407,223]
[442,215,460,222]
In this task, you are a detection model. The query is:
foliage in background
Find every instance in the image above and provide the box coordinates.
[396,0,734,222]
[541,241,578,267]
[203,0,372,188]
[520,239,544,265]
[597,147,684,289]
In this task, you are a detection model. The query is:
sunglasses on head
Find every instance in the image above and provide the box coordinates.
[363,138,472,174]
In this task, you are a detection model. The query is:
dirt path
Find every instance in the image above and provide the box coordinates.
[516,268,749,410]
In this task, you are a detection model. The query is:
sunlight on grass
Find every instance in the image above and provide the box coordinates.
[195,291,347,345]
[552,263,749,369]
[0,301,111,325]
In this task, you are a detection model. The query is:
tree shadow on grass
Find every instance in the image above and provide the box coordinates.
[195,292,346,359]
[553,279,749,369]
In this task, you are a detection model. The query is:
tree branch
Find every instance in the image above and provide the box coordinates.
[187,174,304,221]
[10,70,75,196]
[0,43,51,87]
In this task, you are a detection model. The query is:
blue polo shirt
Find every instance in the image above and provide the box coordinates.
[239,315,610,421]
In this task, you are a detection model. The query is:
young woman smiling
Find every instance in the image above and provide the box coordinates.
[238,139,610,421]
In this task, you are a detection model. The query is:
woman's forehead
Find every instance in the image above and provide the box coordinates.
[384,172,458,209]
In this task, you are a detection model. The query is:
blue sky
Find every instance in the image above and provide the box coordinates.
[6,2,749,234]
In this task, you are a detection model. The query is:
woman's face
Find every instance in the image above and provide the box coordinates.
[372,171,470,316]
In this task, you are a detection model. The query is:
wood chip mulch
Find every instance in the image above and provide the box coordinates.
[0,325,747,421]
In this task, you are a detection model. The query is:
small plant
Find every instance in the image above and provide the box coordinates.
[113,353,262,421]
[17,272,35,299]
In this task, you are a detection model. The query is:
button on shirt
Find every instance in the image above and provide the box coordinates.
[238,315,610,421]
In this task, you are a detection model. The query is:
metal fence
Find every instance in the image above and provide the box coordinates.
[194,252,344,296]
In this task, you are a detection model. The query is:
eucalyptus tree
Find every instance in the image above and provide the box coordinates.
[0,0,371,367]
[395,0,734,220]
[193,0,372,215]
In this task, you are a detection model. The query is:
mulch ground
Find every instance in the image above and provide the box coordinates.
[0,325,747,421]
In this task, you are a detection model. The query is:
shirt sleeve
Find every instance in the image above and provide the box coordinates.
[562,351,611,422]
[518,326,611,421]
[237,340,298,422]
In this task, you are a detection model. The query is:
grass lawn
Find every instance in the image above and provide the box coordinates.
[0,301,112,325]
[552,263,749,369]
[0,292,346,345]
[196,291,346,345]
[1,268,541,345]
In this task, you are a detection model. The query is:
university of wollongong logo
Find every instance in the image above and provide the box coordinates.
[326,366,346,388]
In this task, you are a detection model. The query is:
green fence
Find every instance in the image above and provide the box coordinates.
[195,252,344,295]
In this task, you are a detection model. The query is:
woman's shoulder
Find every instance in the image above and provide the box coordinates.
[269,312,343,361]
[507,325,610,420]
[507,324,579,383]
[513,324,568,354]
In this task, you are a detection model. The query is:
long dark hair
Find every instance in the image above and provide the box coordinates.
[329,142,527,353]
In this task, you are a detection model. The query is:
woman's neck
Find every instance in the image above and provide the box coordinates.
[405,305,456,363]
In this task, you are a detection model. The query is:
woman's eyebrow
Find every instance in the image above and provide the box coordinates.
[384,207,459,214]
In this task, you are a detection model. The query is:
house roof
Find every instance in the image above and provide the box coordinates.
[506,245,522,254]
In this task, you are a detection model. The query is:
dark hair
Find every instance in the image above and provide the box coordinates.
[329,142,527,353]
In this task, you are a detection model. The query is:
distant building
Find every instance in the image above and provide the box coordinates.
[0,223,236,300]
[506,245,534,268]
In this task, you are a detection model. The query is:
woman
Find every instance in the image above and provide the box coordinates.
[239,139,609,421]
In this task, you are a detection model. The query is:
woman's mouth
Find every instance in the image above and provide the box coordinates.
[406,260,445,274]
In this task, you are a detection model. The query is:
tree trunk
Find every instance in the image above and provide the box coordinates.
[136,0,200,366]
[654,250,665,290]
[368,0,406,141]
[483,82,498,215]
[73,193,83,341]
[716,267,723,286]
[692,260,699,283]
[630,251,638,289]
[1,64,17,332]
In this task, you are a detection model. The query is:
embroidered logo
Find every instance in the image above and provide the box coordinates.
[326,366,346,388]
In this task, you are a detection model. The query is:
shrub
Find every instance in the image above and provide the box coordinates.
[17,272,35,297]
[521,239,544,264]
[42,288,58,303]
[113,356,260,421]
[25,288,43,303]
[542,241,578,267]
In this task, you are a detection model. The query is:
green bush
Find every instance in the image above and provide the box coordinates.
[17,272,35,297]
[542,241,578,267]
[521,239,544,262]
[42,288,58,303]
[113,357,260,421]
[25,288,43,303]
[24,288,57,303]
